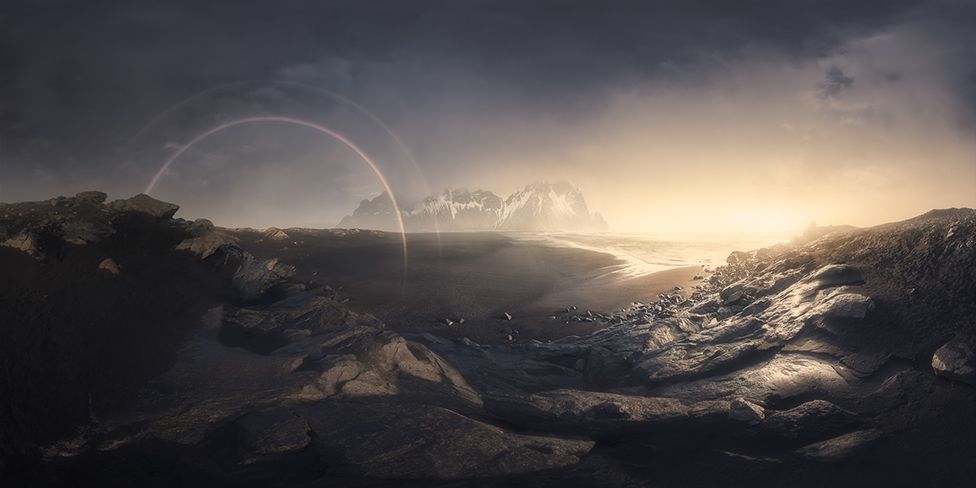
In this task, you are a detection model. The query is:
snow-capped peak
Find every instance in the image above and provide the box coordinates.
[499,181,604,231]
[337,181,606,232]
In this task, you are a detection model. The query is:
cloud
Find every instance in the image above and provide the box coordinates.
[818,67,856,99]
[0,0,973,231]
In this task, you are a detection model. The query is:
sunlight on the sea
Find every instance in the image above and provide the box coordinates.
[520,232,786,278]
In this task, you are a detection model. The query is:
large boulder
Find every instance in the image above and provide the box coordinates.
[98,258,121,275]
[107,194,179,219]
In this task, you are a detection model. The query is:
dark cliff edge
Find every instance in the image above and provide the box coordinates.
[0,193,240,475]
[1,193,974,487]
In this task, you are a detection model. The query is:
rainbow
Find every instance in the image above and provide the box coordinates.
[144,116,409,274]
[128,80,428,194]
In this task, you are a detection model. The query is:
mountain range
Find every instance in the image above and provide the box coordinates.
[337,181,608,232]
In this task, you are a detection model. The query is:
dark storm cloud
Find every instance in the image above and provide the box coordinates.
[818,67,856,99]
[0,0,973,200]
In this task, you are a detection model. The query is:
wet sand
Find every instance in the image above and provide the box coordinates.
[235,230,703,344]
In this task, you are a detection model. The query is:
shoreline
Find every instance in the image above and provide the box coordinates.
[235,229,713,344]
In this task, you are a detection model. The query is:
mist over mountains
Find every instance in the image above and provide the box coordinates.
[338,181,608,232]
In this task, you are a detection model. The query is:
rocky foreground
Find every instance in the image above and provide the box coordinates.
[1,193,975,486]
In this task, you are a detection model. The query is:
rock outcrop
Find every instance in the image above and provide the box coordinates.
[2,198,974,486]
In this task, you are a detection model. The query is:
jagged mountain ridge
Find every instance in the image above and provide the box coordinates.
[338,181,608,232]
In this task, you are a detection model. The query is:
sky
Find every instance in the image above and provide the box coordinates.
[1,0,974,235]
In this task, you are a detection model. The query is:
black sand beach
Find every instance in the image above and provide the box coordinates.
[232,230,703,344]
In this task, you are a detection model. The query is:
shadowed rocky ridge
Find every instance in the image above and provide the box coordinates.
[1,194,974,486]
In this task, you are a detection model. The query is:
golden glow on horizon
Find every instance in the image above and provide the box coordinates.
[464,67,976,237]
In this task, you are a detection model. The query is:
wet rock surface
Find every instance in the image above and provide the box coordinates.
[2,195,975,486]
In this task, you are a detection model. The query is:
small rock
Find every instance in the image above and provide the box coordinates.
[729,397,765,425]
[175,230,238,259]
[1,232,41,257]
[720,284,745,305]
[98,258,121,275]
[502,312,513,321]
[263,227,290,241]
[444,318,455,327]
[932,336,976,386]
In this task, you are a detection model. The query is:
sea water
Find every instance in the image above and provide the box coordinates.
[513,232,787,278]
